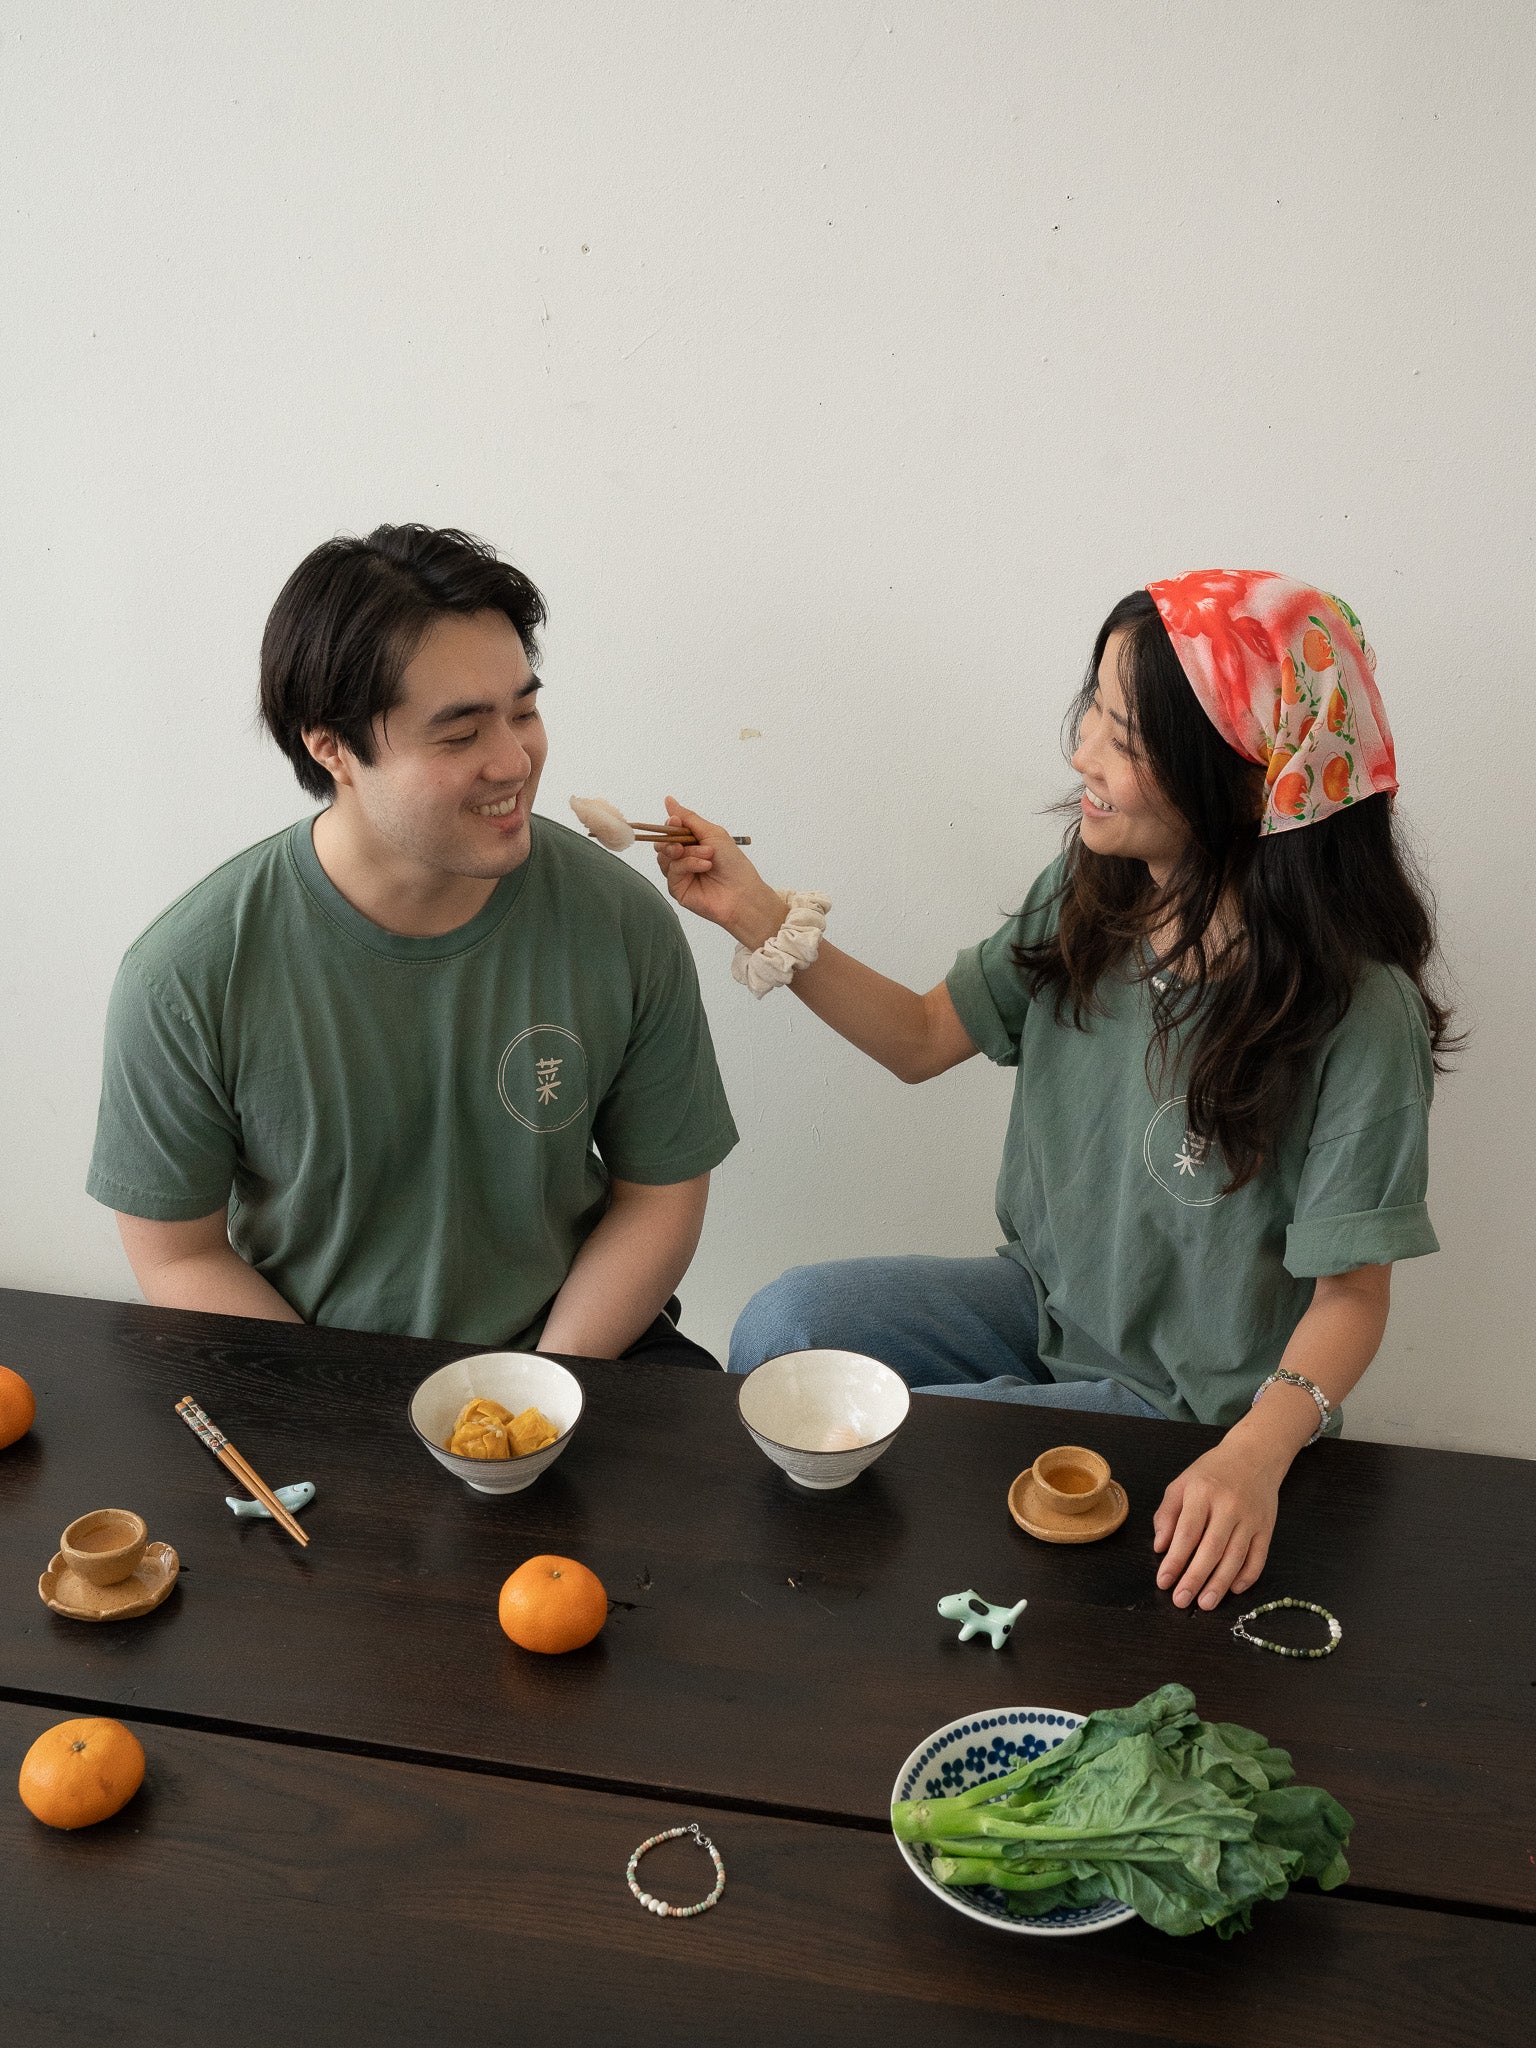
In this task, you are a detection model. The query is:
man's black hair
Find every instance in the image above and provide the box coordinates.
[259,524,546,800]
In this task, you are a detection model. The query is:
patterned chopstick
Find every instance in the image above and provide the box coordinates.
[175,1396,310,1547]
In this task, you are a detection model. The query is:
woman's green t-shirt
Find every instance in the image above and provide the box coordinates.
[945,858,1437,1428]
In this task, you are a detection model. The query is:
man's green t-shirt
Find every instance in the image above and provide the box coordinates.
[945,858,1438,1428]
[87,817,738,1347]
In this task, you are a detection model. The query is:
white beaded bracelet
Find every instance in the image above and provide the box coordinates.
[626,1822,726,1918]
[731,891,831,998]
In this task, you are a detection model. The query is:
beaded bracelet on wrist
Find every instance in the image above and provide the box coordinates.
[1231,1597,1342,1658]
[1252,1367,1332,1446]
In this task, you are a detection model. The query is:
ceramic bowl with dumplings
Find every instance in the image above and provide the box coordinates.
[409,1353,584,1495]
[737,1350,910,1489]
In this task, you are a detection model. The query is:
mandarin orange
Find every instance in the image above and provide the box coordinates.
[19,1717,145,1829]
[0,1365,35,1451]
[498,1555,607,1654]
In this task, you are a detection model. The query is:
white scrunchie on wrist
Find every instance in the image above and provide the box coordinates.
[731,892,831,998]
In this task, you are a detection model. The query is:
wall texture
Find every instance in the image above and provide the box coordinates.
[2,2,1531,1454]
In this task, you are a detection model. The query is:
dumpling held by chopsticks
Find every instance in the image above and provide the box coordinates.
[570,796,635,851]
[570,798,742,851]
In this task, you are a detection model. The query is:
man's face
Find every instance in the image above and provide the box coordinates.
[317,609,548,881]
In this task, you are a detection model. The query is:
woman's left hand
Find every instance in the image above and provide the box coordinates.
[1151,1439,1285,1610]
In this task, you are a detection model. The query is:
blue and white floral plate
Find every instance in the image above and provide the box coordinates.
[890,1707,1136,1936]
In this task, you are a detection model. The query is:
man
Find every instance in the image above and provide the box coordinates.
[88,524,737,1364]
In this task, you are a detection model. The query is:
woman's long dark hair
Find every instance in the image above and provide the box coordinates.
[1014,591,1456,1189]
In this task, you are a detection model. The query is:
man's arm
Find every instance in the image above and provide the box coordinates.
[115,1210,303,1323]
[537,1174,711,1360]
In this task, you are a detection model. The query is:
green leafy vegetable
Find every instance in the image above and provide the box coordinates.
[891,1685,1352,1938]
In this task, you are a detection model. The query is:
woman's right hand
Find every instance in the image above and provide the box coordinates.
[658,795,977,1082]
[654,797,788,949]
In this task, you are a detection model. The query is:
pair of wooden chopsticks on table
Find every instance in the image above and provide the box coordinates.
[175,1395,309,1547]
[628,819,752,847]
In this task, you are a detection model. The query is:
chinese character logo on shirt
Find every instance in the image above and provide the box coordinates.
[1173,1132,1209,1177]
[497,1026,589,1135]
[1143,1098,1226,1209]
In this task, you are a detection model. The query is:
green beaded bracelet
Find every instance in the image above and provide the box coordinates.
[1231,1597,1342,1658]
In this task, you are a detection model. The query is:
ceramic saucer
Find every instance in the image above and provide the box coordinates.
[39,1542,180,1621]
[1008,1473,1129,1545]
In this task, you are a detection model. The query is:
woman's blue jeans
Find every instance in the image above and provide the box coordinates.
[728,1254,1166,1418]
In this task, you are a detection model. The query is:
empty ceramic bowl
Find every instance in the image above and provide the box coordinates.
[409,1353,584,1495]
[737,1349,910,1490]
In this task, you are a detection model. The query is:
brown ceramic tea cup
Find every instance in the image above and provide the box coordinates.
[1030,1446,1111,1518]
[60,1509,149,1587]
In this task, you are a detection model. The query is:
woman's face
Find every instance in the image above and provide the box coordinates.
[1070,629,1190,879]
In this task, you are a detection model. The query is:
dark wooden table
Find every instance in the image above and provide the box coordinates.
[2,1287,1533,2043]
[3,1700,1529,2048]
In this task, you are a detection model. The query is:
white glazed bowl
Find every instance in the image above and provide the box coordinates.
[408,1353,584,1495]
[737,1349,910,1490]
[891,1707,1135,1936]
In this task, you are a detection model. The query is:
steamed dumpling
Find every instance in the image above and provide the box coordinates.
[570,797,635,851]
[446,1396,560,1460]
[447,1396,513,1459]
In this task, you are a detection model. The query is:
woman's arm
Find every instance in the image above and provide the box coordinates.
[1152,1263,1392,1609]
[655,798,978,1083]
[538,1173,711,1360]
[116,1210,304,1323]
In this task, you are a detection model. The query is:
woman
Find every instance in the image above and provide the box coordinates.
[659,571,1451,1611]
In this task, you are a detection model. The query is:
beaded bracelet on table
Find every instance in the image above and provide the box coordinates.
[1231,1597,1342,1658]
[626,1823,725,1918]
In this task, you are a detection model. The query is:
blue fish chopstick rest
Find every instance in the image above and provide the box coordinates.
[937,1589,1028,1649]
[227,1481,315,1520]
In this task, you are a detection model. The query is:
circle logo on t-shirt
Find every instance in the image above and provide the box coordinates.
[497,1025,590,1135]
[1143,1096,1227,1208]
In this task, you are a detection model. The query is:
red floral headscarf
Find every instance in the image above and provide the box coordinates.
[1145,570,1397,834]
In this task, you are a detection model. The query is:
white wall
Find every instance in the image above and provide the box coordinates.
[2,2,1531,1455]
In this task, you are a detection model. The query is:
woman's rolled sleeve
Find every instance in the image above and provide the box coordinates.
[1285,1102,1437,1279]
[946,940,1021,1068]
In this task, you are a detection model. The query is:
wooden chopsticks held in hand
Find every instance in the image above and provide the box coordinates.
[629,821,753,846]
[175,1396,310,1547]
